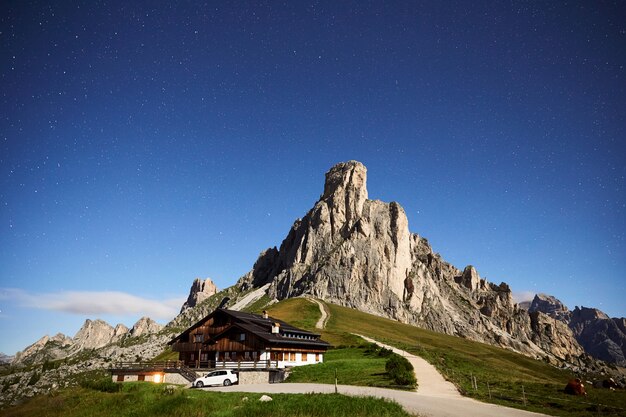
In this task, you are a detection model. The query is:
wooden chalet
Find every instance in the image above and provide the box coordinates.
[169,308,331,369]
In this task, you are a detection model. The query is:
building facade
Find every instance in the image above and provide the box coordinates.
[169,308,330,369]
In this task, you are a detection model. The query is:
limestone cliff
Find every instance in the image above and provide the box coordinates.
[238,160,587,366]
[180,278,218,312]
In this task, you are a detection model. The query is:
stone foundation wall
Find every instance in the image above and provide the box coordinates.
[238,371,269,384]
[163,373,192,385]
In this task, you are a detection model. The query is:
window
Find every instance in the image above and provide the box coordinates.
[231,352,237,361]
[244,351,250,360]
[315,353,320,361]
[302,352,308,362]
[239,333,246,341]
[289,352,296,361]
[194,334,204,343]
[252,351,258,360]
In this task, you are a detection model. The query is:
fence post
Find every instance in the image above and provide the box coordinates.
[487,382,491,399]
[522,385,526,406]
[335,368,338,394]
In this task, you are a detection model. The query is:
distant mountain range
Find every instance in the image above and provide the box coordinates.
[11,317,163,366]
[0,353,14,364]
[529,294,626,366]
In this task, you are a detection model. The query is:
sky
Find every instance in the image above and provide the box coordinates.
[1,1,624,356]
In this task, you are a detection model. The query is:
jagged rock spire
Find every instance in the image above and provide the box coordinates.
[321,161,368,237]
[180,278,218,312]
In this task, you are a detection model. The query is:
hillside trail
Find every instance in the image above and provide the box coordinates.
[304,297,329,329]
[356,334,459,398]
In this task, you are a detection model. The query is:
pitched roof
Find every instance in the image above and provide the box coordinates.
[169,308,331,349]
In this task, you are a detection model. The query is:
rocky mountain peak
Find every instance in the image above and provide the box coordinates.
[320,161,368,237]
[322,160,367,200]
[571,306,610,321]
[529,293,570,320]
[181,278,218,312]
[237,160,592,367]
[130,317,163,337]
[72,319,116,351]
[114,323,129,338]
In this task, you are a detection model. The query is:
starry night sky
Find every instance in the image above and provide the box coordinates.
[1,1,625,355]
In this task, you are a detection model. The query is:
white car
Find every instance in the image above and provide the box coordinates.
[193,370,238,388]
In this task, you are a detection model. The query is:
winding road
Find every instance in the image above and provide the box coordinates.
[209,298,549,417]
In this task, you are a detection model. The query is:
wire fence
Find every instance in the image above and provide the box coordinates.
[454,371,626,415]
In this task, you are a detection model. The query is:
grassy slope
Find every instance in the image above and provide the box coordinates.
[0,382,413,417]
[264,298,626,417]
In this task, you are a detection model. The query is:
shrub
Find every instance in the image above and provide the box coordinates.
[385,354,416,387]
[378,347,393,358]
[42,360,63,372]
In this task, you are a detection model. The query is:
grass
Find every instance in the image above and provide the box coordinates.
[243,294,272,313]
[265,299,626,417]
[0,381,414,417]
[286,346,411,390]
[253,297,322,332]
[150,347,179,362]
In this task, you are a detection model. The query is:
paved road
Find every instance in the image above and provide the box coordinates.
[210,382,549,417]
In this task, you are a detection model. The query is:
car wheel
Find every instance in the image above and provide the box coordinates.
[223,379,231,386]
[196,381,204,388]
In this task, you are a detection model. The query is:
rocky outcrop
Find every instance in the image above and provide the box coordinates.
[529,294,626,366]
[529,294,571,321]
[569,307,626,366]
[11,333,73,365]
[72,319,117,351]
[180,278,218,312]
[130,317,163,337]
[238,160,588,366]
[114,323,129,339]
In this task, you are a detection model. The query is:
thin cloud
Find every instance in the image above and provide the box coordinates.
[512,290,536,304]
[1,288,185,320]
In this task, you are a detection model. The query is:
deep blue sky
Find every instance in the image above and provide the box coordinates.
[1,1,624,355]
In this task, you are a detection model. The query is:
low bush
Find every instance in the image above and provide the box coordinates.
[385,354,416,387]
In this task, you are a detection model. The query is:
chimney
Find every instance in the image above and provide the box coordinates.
[263,310,268,319]
[271,322,280,334]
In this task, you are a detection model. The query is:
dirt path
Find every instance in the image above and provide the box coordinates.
[305,297,329,329]
[356,334,458,397]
